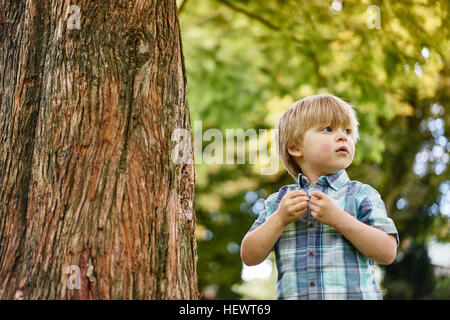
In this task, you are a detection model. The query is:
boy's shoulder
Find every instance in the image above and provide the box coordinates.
[346,179,383,197]
[263,183,299,213]
[266,183,298,199]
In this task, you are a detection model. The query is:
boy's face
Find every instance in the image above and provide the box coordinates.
[288,124,355,176]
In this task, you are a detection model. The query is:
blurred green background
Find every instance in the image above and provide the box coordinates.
[177,0,449,299]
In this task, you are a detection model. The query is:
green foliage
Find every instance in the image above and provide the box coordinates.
[434,276,450,300]
[179,0,450,299]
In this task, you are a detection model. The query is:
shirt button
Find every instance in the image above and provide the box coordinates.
[310,281,315,287]
[308,251,314,256]
[308,223,314,228]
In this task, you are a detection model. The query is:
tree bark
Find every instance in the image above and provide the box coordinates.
[0,0,197,299]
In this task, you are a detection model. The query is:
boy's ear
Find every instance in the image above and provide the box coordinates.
[287,145,302,157]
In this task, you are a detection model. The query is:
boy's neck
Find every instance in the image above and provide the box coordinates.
[300,171,320,187]
[299,167,338,187]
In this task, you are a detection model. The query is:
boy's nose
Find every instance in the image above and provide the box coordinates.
[336,130,348,141]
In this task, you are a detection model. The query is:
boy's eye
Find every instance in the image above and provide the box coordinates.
[321,127,352,135]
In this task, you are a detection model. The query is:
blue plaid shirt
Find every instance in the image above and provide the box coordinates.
[247,169,399,300]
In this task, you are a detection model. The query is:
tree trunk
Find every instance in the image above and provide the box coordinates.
[0,0,197,299]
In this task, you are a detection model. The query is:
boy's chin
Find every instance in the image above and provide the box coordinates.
[329,163,351,173]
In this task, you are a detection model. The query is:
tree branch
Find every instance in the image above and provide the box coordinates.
[214,0,305,47]
[215,0,280,32]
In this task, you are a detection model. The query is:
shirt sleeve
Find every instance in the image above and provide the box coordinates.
[247,192,279,234]
[357,185,400,247]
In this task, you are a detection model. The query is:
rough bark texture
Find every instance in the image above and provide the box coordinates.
[0,0,198,299]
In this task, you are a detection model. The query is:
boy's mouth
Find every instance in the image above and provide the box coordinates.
[335,146,349,154]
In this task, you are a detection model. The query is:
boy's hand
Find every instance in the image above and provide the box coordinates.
[274,190,309,226]
[309,190,345,228]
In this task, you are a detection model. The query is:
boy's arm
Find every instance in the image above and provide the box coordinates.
[241,190,309,266]
[240,213,286,266]
[334,213,397,265]
[309,190,397,265]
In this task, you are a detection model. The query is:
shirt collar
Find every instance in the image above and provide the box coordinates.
[297,169,349,191]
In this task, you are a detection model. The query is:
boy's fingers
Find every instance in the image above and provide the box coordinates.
[289,190,307,198]
[291,196,309,205]
[311,190,321,197]
[292,201,308,212]
[311,190,325,199]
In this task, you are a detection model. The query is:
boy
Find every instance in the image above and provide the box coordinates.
[241,94,399,300]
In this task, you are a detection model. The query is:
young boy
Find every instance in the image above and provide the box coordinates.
[241,94,399,300]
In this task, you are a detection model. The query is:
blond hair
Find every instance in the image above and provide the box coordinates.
[275,94,359,180]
